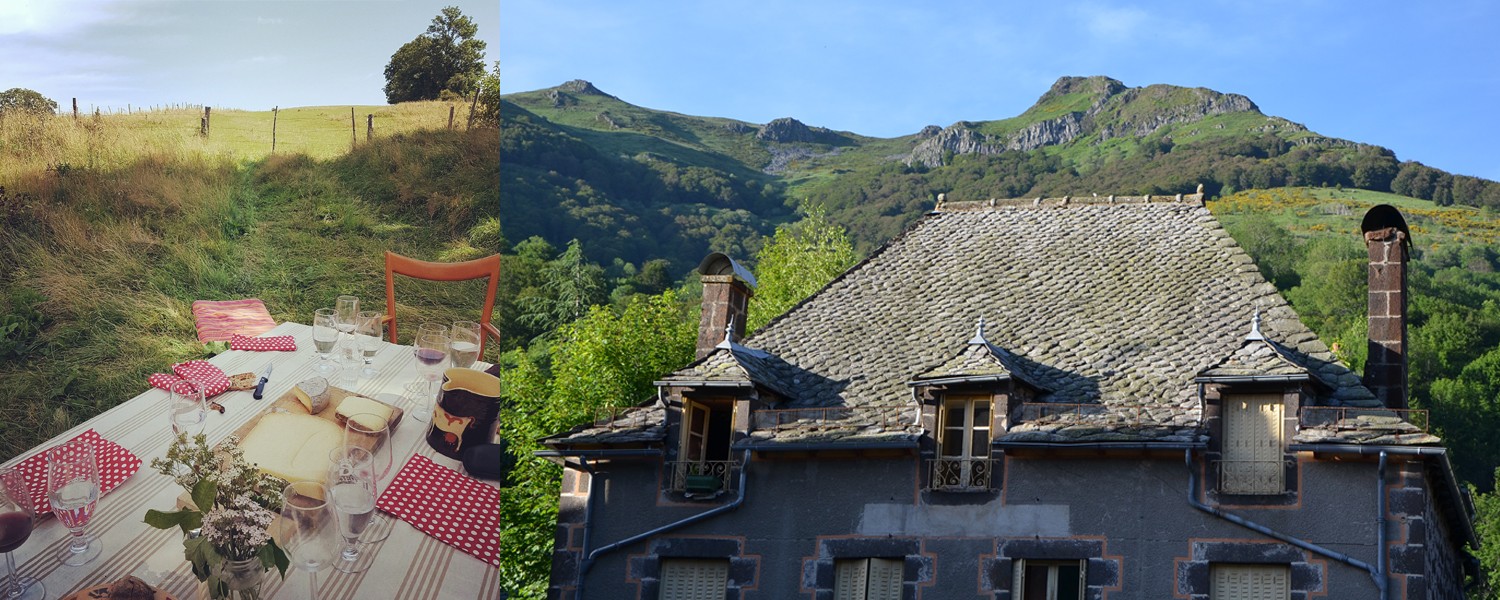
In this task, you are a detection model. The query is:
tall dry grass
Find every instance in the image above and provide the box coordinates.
[0,106,497,461]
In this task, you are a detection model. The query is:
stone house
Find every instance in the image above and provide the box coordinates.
[539,194,1477,599]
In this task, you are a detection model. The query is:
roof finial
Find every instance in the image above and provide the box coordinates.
[717,317,736,349]
[968,316,988,345]
[1246,305,1265,341]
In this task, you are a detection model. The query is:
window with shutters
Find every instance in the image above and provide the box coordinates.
[1220,394,1285,494]
[669,398,737,496]
[929,395,995,491]
[1013,559,1084,600]
[1210,563,1289,600]
[834,558,903,600]
[658,558,729,600]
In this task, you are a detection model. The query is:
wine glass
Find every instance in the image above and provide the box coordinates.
[168,379,207,436]
[449,321,481,369]
[46,437,102,566]
[335,296,359,337]
[355,310,382,379]
[0,467,43,599]
[414,322,447,347]
[344,414,392,543]
[326,446,376,574]
[312,308,339,377]
[412,332,449,423]
[278,481,337,600]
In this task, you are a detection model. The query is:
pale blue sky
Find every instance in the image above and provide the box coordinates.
[0,0,499,111]
[502,0,1500,182]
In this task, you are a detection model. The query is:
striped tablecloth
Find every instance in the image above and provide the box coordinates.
[1,321,502,599]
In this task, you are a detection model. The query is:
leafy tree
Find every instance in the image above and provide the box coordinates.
[472,61,500,128]
[1474,473,1500,598]
[1226,215,1302,289]
[499,290,696,598]
[747,204,858,331]
[519,239,606,332]
[383,6,487,103]
[0,88,57,115]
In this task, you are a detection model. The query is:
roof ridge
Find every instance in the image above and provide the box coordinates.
[935,192,1206,212]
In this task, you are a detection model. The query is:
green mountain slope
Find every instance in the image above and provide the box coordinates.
[501,75,1500,261]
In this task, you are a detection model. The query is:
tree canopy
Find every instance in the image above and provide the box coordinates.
[0,88,57,115]
[383,6,487,103]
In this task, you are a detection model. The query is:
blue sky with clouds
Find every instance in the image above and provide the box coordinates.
[0,0,499,112]
[502,0,1500,181]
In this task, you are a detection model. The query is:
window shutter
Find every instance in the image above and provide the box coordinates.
[1211,564,1288,600]
[835,559,869,600]
[660,558,728,600]
[866,558,903,600]
[1222,394,1284,494]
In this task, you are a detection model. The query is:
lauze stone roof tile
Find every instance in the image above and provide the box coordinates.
[546,194,1429,449]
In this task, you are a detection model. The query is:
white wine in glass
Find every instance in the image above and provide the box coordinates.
[313,308,339,377]
[449,321,481,369]
[327,446,376,574]
[344,413,393,543]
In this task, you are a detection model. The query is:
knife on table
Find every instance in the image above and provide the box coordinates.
[252,363,273,400]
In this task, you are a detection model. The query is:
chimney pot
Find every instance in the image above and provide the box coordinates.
[695,253,756,360]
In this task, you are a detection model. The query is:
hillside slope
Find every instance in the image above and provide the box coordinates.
[502,75,1500,259]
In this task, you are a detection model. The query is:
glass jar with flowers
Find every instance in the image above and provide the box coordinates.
[145,433,289,600]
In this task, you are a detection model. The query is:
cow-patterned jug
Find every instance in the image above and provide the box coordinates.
[426,368,500,459]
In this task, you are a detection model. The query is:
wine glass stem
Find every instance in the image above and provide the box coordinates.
[308,569,319,600]
[4,550,18,597]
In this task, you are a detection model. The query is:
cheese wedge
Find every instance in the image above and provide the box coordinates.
[238,413,342,499]
[292,377,331,414]
[335,395,395,431]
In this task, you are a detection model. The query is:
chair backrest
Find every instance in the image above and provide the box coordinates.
[384,251,501,355]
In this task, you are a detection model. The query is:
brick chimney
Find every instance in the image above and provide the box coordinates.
[1361,205,1412,409]
[695,253,756,360]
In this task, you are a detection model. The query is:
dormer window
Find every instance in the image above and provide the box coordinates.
[933,395,994,491]
[670,397,736,497]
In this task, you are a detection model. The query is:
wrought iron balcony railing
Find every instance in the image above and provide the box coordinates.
[1216,459,1288,495]
[926,457,997,492]
[1298,406,1429,432]
[665,460,740,498]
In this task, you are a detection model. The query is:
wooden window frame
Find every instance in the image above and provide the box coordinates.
[834,557,903,600]
[679,397,734,463]
[1209,562,1290,600]
[938,395,992,460]
[658,557,729,600]
[1219,393,1286,495]
[1013,558,1085,600]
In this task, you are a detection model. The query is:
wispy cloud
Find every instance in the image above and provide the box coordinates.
[1073,3,1152,41]
[255,17,284,25]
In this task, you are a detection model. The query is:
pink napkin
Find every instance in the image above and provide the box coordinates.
[229,333,296,352]
[147,360,231,397]
[376,455,499,567]
[15,430,141,515]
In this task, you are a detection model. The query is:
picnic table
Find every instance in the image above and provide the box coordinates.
[0,321,502,599]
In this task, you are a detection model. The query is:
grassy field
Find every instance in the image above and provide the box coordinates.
[1209,186,1500,249]
[0,105,498,461]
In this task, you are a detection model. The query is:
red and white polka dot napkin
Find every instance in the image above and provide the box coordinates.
[376,455,499,567]
[15,429,141,515]
[147,360,231,397]
[229,333,297,352]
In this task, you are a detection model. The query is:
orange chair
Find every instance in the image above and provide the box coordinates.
[383,251,501,355]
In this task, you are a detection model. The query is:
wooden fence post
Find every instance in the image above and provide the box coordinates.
[202,106,212,137]
[72,98,78,121]
[367,114,373,141]
[272,106,279,154]
[448,105,455,130]
[466,90,478,131]
[350,107,356,149]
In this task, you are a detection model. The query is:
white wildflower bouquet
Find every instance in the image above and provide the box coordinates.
[145,433,289,596]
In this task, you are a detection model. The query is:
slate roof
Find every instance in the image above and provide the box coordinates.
[546,194,1412,449]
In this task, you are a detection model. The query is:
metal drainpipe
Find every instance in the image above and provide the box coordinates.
[573,457,597,599]
[576,449,750,598]
[1377,450,1389,600]
[1184,449,1385,593]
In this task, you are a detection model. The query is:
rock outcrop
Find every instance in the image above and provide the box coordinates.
[756,117,851,146]
[907,75,1267,168]
[558,79,616,99]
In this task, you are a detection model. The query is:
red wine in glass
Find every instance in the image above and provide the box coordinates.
[415,347,445,366]
[0,511,30,553]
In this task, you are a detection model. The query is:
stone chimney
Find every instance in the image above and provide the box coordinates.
[695,253,756,360]
[1361,205,1412,409]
